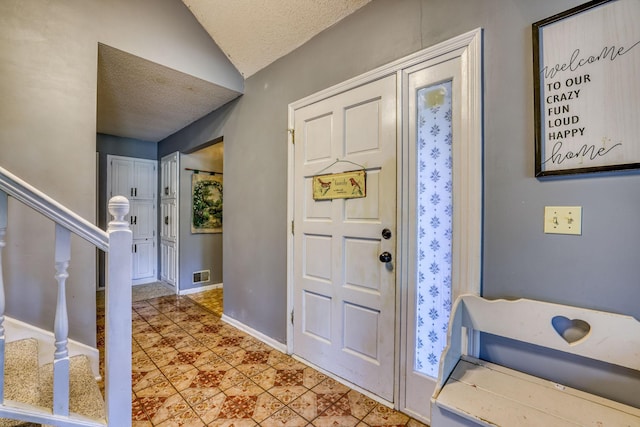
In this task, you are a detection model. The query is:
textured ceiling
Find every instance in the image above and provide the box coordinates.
[97,1,370,142]
[97,44,241,142]
[181,0,371,78]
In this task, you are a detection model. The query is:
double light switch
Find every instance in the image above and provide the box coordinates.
[544,206,582,235]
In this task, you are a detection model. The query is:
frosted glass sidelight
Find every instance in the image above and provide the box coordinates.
[415,80,453,378]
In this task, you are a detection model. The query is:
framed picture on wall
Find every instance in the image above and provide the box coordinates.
[191,173,223,233]
[533,0,640,177]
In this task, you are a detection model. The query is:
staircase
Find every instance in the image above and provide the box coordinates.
[0,339,104,427]
[0,166,132,426]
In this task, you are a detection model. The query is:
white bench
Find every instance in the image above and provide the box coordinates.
[430,295,640,426]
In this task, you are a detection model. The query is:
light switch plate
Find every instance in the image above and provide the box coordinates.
[544,206,582,235]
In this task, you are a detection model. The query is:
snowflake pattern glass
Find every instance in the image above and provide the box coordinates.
[415,81,453,378]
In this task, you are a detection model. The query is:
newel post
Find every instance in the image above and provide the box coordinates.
[105,196,132,425]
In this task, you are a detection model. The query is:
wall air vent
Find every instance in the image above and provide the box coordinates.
[192,270,210,284]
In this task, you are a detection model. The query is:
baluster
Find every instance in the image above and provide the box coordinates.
[53,224,70,416]
[105,196,132,425]
[0,191,7,404]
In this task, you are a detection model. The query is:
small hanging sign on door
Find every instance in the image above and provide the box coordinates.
[312,170,366,200]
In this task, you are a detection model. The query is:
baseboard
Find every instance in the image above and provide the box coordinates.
[4,316,100,378]
[221,314,287,353]
[179,282,223,295]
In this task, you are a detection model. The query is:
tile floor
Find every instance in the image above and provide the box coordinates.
[97,289,428,426]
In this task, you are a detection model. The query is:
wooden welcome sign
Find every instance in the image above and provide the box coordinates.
[312,170,366,200]
[533,0,640,176]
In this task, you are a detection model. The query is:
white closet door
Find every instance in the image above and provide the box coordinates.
[107,155,158,286]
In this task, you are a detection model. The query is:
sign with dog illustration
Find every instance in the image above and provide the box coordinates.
[312,170,366,200]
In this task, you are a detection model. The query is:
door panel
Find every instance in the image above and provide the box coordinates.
[134,161,155,200]
[133,240,155,280]
[161,199,177,241]
[110,158,134,198]
[160,241,177,285]
[130,201,155,240]
[293,74,397,401]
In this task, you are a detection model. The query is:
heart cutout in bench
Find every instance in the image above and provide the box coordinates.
[551,316,591,345]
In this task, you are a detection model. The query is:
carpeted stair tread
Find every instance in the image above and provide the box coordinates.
[38,355,105,421]
[0,339,104,426]
[0,339,40,427]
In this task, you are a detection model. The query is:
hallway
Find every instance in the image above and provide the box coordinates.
[97,289,427,426]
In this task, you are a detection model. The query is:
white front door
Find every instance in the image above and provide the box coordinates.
[293,74,397,401]
[288,30,482,421]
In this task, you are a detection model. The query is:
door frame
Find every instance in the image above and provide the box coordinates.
[287,28,483,412]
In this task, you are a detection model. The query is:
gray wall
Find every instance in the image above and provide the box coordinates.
[160,0,640,404]
[179,144,224,291]
[0,0,241,345]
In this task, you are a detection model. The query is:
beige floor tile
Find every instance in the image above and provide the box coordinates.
[260,406,308,427]
[346,390,378,419]
[267,385,308,405]
[148,393,191,425]
[192,393,226,424]
[155,407,205,427]
[180,386,223,407]
[311,377,350,396]
[100,286,426,426]
[252,392,285,423]
[362,404,410,426]
[145,346,179,367]
[133,369,168,393]
[223,376,264,397]
[288,390,322,421]
[135,378,178,399]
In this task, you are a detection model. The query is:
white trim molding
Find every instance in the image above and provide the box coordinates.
[221,314,287,354]
[179,282,223,295]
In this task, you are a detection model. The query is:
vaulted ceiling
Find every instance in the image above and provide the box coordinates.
[181,0,371,78]
[96,0,370,142]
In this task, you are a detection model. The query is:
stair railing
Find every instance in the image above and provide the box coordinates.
[0,165,131,426]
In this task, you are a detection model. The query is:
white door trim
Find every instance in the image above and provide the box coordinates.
[286,27,482,411]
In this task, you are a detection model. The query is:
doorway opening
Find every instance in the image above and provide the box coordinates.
[174,139,224,315]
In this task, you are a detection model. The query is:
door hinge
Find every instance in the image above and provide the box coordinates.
[288,128,295,144]
[291,220,294,235]
[290,309,294,325]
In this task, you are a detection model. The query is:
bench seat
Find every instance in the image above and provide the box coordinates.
[435,355,640,427]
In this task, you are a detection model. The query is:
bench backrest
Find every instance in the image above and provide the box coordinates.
[461,295,640,370]
[437,295,640,389]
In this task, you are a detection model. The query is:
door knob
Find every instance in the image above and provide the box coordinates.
[379,252,392,263]
[382,228,392,239]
